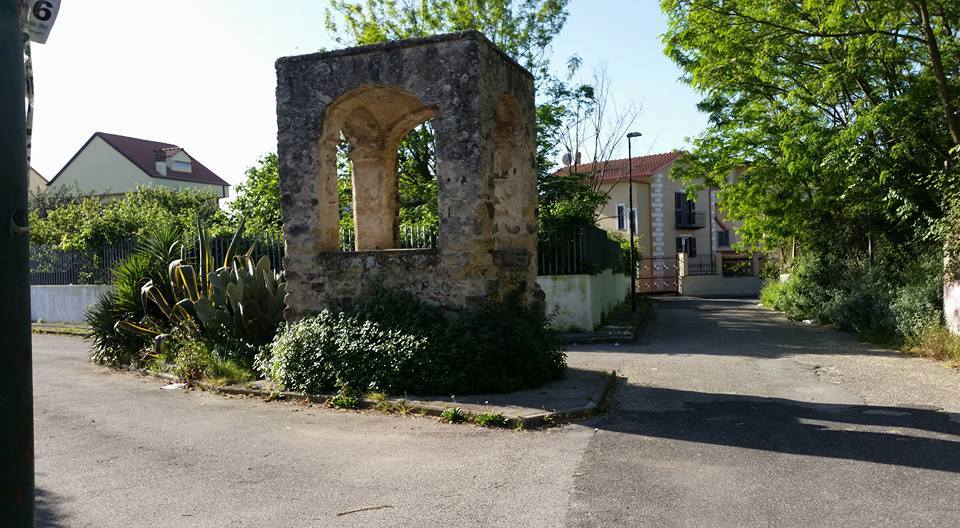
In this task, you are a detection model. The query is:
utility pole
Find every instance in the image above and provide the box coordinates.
[626,132,641,312]
[0,0,34,525]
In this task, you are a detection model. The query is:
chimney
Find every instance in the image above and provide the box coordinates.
[154,150,167,176]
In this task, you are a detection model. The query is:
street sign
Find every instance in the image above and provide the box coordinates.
[23,0,58,44]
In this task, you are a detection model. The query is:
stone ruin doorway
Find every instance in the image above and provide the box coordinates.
[275,32,539,319]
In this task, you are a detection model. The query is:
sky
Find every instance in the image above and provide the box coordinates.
[29,0,708,189]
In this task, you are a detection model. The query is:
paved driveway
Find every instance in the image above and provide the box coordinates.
[34,298,960,527]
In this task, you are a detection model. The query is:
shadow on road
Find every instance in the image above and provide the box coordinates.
[597,384,960,473]
[36,486,69,528]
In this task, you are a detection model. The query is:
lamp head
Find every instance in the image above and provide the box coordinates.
[627,132,642,139]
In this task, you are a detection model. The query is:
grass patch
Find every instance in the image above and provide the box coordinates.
[601,295,653,327]
[439,406,469,423]
[329,384,365,409]
[473,411,507,428]
[910,324,960,364]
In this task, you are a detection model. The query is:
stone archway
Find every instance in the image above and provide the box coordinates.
[318,86,437,251]
[276,32,539,318]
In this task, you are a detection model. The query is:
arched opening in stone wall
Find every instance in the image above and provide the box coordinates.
[318,86,438,251]
[492,93,534,250]
[395,121,439,247]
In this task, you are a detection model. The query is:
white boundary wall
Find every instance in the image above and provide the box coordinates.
[537,269,630,332]
[31,285,111,324]
[946,278,960,335]
[679,275,762,297]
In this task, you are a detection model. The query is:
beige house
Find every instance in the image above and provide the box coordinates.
[47,132,229,200]
[564,151,749,293]
[28,166,47,193]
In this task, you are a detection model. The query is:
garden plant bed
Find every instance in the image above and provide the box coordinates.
[151,367,618,429]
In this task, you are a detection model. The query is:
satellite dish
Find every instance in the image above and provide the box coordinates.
[562,152,572,166]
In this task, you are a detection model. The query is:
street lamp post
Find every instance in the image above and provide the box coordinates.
[626,132,641,312]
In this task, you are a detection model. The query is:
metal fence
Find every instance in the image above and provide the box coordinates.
[30,233,286,286]
[722,256,754,277]
[684,254,717,276]
[338,225,439,251]
[31,224,618,284]
[537,226,623,276]
[30,241,135,285]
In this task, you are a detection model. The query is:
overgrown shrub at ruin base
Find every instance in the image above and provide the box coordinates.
[259,290,566,395]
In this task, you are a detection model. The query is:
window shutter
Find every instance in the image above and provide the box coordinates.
[690,237,697,257]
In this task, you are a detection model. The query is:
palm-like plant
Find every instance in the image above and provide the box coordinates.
[117,218,287,356]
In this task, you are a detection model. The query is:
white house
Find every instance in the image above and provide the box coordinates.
[28,166,47,193]
[46,132,229,199]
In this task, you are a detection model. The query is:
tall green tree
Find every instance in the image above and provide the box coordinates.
[326,0,572,225]
[661,0,960,255]
[230,153,282,236]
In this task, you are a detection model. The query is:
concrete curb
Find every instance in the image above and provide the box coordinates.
[31,324,89,337]
[150,369,619,430]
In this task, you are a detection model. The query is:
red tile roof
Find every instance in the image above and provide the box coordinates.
[556,151,683,183]
[50,132,229,187]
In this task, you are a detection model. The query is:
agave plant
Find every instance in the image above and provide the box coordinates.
[117,218,286,357]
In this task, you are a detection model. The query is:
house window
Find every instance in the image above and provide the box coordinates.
[675,191,697,226]
[676,236,697,257]
[718,229,731,247]
[172,160,192,172]
[616,204,625,230]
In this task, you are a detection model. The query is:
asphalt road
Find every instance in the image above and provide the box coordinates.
[34,298,960,527]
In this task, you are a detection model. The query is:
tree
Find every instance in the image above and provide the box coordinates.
[326,0,572,223]
[229,153,283,236]
[30,187,226,250]
[325,0,569,84]
[552,62,642,212]
[661,0,960,256]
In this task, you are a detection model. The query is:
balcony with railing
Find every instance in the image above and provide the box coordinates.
[675,210,706,229]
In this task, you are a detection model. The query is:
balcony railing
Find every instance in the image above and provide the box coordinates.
[675,210,706,229]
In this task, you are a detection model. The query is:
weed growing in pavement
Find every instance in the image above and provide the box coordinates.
[473,412,507,428]
[329,383,364,409]
[439,407,468,423]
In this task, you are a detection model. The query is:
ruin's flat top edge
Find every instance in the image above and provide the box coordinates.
[275,30,533,79]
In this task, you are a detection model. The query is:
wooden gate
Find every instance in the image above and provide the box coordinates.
[637,256,679,294]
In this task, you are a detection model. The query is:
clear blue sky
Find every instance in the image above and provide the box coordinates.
[30,1,707,188]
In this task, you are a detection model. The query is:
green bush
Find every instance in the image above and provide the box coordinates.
[86,254,157,366]
[260,290,566,396]
[258,310,424,395]
[761,249,945,344]
[163,337,252,385]
[914,323,960,362]
[758,280,785,310]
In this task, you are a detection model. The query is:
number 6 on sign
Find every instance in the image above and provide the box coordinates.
[25,0,61,44]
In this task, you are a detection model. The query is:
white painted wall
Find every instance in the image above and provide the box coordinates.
[31,285,111,324]
[537,270,630,332]
[29,167,47,192]
[679,275,762,298]
[945,279,960,335]
[48,136,226,198]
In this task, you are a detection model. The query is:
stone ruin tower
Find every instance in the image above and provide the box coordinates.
[275,31,539,319]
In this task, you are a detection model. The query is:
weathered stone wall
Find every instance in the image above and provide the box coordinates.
[276,32,539,318]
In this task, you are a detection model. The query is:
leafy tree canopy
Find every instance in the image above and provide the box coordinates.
[662,0,960,256]
[229,153,283,236]
[30,186,228,250]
